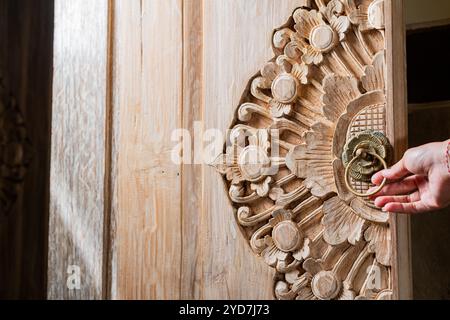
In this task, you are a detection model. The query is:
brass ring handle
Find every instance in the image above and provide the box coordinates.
[344,150,388,198]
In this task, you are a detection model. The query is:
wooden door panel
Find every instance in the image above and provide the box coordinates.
[112,0,184,299]
[47,0,410,300]
[210,0,411,300]
[48,0,110,299]
[201,0,308,300]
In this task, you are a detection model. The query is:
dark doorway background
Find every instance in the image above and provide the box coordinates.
[407,24,450,299]
[0,0,54,299]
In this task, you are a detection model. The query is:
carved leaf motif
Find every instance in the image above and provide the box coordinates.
[322,196,366,246]
[345,0,385,31]
[330,16,351,40]
[293,238,311,261]
[275,281,299,300]
[238,102,270,122]
[364,223,391,266]
[322,75,361,122]
[350,197,389,223]
[262,240,289,267]
[270,101,292,118]
[321,0,346,21]
[301,46,325,65]
[361,51,386,92]
[211,152,242,184]
[286,122,336,198]
[261,62,281,81]
[250,177,272,197]
[273,28,294,51]
[345,0,372,31]
[294,9,324,41]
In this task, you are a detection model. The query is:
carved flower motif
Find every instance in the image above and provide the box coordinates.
[293,1,350,65]
[286,52,391,266]
[345,0,385,31]
[275,257,355,300]
[213,128,278,197]
[251,56,308,118]
[262,209,310,267]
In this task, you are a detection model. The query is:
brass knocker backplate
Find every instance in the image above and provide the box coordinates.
[342,130,393,197]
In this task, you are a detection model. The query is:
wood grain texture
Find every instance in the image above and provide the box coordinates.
[385,0,412,300]
[47,0,110,299]
[111,0,183,299]
[180,0,203,299]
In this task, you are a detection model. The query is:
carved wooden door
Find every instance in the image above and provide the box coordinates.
[47,0,411,300]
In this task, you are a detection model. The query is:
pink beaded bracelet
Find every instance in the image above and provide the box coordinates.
[447,141,450,173]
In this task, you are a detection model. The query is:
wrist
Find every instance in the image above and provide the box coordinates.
[431,140,450,178]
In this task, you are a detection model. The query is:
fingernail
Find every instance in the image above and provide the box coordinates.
[382,207,388,212]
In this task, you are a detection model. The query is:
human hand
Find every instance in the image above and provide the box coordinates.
[369,140,450,214]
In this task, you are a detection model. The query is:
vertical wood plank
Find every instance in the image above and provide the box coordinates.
[201,0,306,299]
[111,0,183,299]
[180,0,204,299]
[48,0,110,299]
[385,0,413,300]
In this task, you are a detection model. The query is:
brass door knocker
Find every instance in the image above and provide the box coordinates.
[342,131,393,198]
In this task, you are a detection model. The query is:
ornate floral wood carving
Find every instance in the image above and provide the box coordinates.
[0,77,30,216]
[212,0,393,300]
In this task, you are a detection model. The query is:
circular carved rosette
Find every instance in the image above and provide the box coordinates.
[212,0,392,300]
[0,78,31,217]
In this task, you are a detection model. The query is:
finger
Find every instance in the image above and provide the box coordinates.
[374,192,420,208]
[382,201,428,214]
[371,158,410,185]
[368,176,418,198]
[371,171,385,185]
